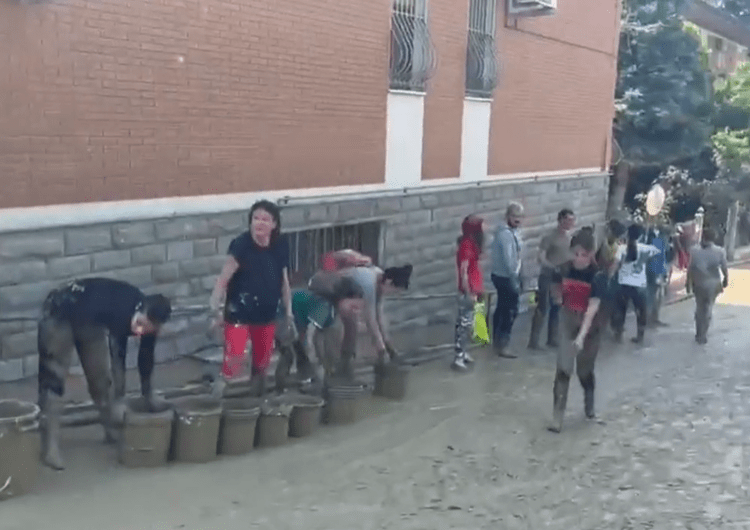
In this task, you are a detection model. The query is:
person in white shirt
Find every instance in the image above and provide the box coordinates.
[612,223,660,344]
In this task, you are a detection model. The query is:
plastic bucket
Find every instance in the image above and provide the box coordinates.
[255,397,293,448]
[219,398,262,456]
[287,394,325,438]
[118,397,174,468]
[0,400,40,500]
[172,396,222,463]
[324,382,368,425]
[374,363,411,401]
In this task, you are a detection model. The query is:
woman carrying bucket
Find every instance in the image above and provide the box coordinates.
[210,200,294,397]
[452,215,485,371]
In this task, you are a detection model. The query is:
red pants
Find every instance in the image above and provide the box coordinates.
[223,323,276,379]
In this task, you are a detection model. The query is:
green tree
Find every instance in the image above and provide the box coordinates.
[712,62,750,174]
[611,0,716,217]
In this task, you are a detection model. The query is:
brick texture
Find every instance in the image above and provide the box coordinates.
[488,0,620,174]
[0,173,607,381]
[0,0,390,208]
[421,0,469,180]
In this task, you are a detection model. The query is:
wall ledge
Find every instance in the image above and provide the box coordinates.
[0,168,607,233]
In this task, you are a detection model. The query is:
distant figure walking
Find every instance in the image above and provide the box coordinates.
[686,228,729,345]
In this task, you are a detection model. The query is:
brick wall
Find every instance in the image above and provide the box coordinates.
[487,0,620,174]
[0,0,389,208]
[0,174,608,382]
[421,0,469,180]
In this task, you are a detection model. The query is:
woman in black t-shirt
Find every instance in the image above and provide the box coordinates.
[548,229,608,433]
[210,200,293,396]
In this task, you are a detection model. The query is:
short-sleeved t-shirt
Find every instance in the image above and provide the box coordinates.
[44,277,146,338]
[555,262,606,313]
[540,230,572,269]
[225,232,290,324]
[291,289,335,332]
[341,266,382,316]
[617,243,660,288]
[457,238,483,294]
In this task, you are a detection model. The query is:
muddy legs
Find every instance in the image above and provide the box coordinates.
[549,369,570,433]
[580,372,595,419]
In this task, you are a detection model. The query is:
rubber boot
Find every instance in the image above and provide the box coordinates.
[40,398,65,470]
[548,369,570,433]
[294,341,315,382]
[581,372,595,419]
[336,349,355,381]
[274,345,294,393]
[249,367,266,397]
[631,326,645,345]
[527,308,545,350]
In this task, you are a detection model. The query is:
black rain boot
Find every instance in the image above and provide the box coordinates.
[581,372,595,419]
[546,313,560,349]
[549,369,570,433]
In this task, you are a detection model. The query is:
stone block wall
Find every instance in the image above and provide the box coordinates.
[0,173,608,382]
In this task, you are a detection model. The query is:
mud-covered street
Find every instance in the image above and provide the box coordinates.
[4,266,750,530]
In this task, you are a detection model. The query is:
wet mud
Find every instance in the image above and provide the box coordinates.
[3,291,750,529]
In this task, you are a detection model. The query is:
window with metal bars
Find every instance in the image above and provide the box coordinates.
[389,0,438,92]
[285,222,382,287]
[465,0,499,98]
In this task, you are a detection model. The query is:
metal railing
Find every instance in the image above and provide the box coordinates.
[465,0,499,98]
[389,0,438,92]
[286,222,382,286]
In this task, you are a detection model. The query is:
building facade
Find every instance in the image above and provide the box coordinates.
[0,0,620,381]
[683,0,750,79]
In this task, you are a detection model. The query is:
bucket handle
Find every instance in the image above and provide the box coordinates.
[0,476,11,495]
[17,420,39,433]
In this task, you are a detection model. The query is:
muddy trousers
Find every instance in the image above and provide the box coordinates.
[612,285,647,342]
[454,294,475,354]
[37,317,153,469]
[694,281,721,343]
[528,269,560,348]
[274,337,315,391]
[645,272,666,325]
[550,308,600,432]
[491,274,519,349]
[222,322,276,379]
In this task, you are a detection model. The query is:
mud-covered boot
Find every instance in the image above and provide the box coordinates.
[631,326,645,345]
[294,341,315,383]
[274,345,294,393]
[249,367,266,397]
[581,372,595,419]
[335,349,355,381]
[548,370,570,433]
[40,402,65,470]
[527,309,544,350]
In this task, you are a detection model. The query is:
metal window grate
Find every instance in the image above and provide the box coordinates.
[389,0,438,92]
[286,222,382,287]
[466,0,499,98]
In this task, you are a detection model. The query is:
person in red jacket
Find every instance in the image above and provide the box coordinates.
[453,215,485,371]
